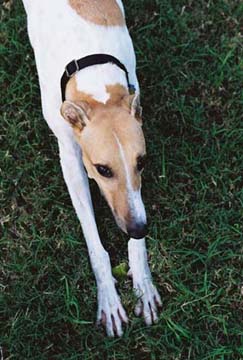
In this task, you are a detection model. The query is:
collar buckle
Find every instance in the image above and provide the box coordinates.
[65,59,79,78]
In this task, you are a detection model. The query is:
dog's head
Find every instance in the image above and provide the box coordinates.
[61,82,147,239]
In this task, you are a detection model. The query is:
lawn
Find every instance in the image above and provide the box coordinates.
[1,0,243,359]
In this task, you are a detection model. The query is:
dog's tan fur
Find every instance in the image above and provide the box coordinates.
[65,77,129,106]
[69,0,125,26]
[62,78,145,228]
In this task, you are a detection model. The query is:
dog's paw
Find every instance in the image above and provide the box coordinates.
[133,278,162,325]
[97,279,128,337]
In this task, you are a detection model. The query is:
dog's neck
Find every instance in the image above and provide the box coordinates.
[65,63,129,106]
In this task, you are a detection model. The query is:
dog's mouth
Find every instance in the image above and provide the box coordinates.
[94,181,148,239]
[112,210,128,234]
[111,209,148,239]
[94,184,127,233]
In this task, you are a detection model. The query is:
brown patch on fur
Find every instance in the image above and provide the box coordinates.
[69,0,125,26]
[105,84,128,105]
[66,78,128,108]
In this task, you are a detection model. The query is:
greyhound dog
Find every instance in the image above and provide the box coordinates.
[22,0,161,336]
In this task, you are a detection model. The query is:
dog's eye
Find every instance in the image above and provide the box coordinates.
[137,155,146,172]
[95,165,113,178]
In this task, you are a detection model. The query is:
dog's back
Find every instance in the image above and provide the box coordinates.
[22,0,137,114]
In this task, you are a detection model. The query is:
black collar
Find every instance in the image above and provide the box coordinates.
[60,53,135,102]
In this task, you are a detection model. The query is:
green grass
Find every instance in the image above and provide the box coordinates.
[1,0,243,359]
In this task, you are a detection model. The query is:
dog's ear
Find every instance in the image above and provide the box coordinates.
[122,93,143,123]
[61,101,90,131]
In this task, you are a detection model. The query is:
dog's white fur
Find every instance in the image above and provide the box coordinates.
[22,0,161,336]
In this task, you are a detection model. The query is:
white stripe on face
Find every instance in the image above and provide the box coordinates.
[113,133,146,223]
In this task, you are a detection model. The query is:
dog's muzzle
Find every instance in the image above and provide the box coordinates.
[127,221,148,239]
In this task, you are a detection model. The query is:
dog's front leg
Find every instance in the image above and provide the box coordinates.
[128,238,162,325]
[59,141,128,336]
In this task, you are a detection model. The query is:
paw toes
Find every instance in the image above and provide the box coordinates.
[143,302,153,326]
[133,281,162,326]
[134,299,143,316]
[112,312,123,337]
[106,315,115,337]
[118,307,128,324]
[154,291,162,308]
[149,301,158,323]
[101,310,107,326]
[97,307,127,337]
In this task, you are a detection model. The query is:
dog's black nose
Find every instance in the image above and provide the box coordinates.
[127,222,148,239]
